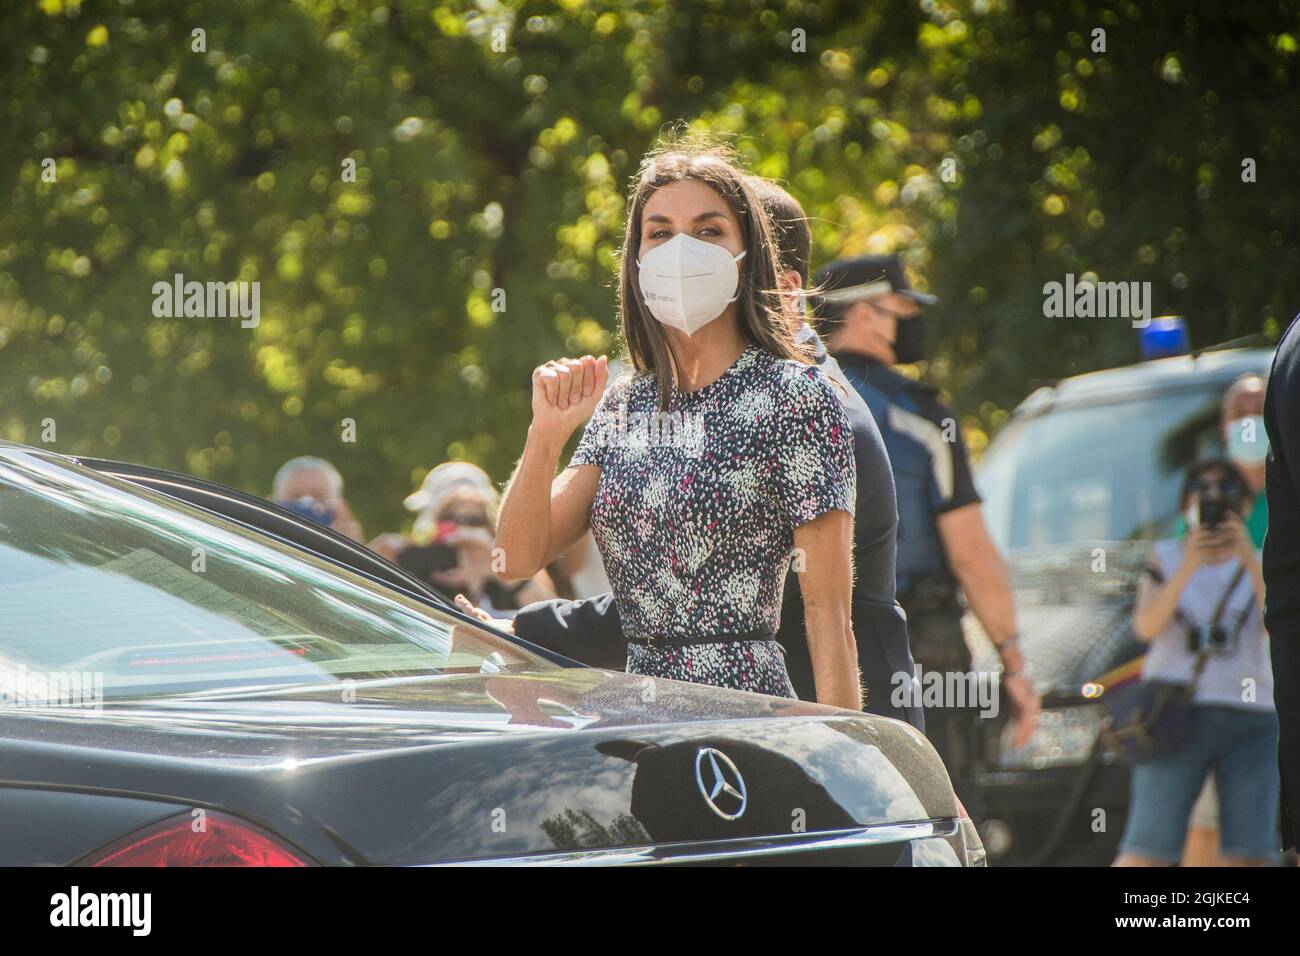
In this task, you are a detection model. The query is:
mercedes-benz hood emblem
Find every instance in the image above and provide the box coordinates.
[694,747,748,821]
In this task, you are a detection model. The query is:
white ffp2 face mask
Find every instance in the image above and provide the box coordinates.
[637,233,746,336]
[1225,415,1269,465]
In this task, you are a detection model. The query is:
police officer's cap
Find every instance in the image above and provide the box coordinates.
[811,254,938,323]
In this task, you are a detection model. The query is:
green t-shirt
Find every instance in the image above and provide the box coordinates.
[1173,491,1267,547]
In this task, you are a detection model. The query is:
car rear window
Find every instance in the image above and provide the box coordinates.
[0,450,552,704]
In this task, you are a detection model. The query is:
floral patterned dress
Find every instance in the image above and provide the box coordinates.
[568,345,856,698]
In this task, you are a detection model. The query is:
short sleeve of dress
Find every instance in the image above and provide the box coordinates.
[768,364,857,527]
[567,377,628,470]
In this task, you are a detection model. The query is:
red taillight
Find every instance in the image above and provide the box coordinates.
[84,812,310,867]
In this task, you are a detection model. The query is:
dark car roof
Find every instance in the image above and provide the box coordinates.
[1015,347,1273,417]
[69,455,446,602]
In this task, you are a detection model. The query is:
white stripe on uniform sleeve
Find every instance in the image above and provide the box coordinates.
[887,403,955,502]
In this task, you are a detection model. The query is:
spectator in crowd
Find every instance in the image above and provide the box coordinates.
[1114,459,1278,866]
[1223,373,1270,541]
[1183,372,1271,865]
[377,461,556,616]
[545,531,609,600]
[271,455,364,542]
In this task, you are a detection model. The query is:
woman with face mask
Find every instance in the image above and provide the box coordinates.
[1114,459,1278,867]
[1179,373,1273,865]
[494,143,860,708]
[1221,373,1269,547]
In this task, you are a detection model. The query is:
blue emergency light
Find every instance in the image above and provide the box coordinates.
[1139,316,1190,360]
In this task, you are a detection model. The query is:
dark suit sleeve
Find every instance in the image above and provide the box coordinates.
[1265,327,1300,639]
[1264,315,1300,849]
[512,593,628,670]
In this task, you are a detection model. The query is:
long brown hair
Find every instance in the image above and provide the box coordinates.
[618,139,809,409]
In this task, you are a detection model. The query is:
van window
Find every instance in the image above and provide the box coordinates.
[978,389,1221,550]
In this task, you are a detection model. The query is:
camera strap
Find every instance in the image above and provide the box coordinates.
[1189,562,1249,685]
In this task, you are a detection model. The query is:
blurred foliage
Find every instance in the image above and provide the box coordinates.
[3,0,1298,535]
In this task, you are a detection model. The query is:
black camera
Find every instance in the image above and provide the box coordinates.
[396,543,459,581]
[1187,622,1237,655]
[1195,479,1248,528]
[1198,496,1230,528]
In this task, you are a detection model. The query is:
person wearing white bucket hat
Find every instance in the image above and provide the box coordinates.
[402,461,498,518]
[371,461,555,616]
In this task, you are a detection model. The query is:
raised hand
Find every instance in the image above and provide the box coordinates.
[530,354,609,442]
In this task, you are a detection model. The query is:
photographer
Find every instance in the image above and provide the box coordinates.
[1114,459,1278,866]
[382,462,556,616]
[1183,373,1270,864]
[271,456,365,543]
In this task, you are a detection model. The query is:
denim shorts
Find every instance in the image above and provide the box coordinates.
[1119,705,1280,862]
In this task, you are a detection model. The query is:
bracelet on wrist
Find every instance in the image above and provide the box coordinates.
[995,634,1024,674]
[994,633,1021,655]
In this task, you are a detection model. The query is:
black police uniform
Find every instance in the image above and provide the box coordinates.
[814,254,988,818]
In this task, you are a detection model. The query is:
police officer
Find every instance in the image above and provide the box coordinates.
[812,254,1040,820]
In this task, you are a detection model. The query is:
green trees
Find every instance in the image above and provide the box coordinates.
[3,0,1297,534]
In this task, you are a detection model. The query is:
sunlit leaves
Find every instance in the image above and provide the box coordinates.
[3,0,1298,531]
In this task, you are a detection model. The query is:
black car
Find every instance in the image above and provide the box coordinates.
[0,442,985,866]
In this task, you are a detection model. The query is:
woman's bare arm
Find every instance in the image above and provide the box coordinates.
[794,509,861,710]
[498,457,599,580]
[496,356,608,580]
[1132,542,1199,641]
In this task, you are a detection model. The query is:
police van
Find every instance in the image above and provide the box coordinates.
[966,322,1273,865]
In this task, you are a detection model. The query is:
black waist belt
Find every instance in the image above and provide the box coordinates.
[627,627,776,648]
